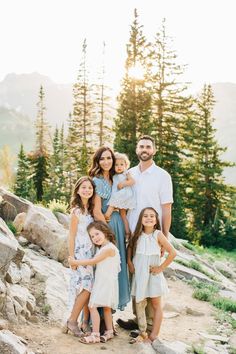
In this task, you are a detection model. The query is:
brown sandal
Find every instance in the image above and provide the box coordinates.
[79,332,100,344]
[100,329,114,343]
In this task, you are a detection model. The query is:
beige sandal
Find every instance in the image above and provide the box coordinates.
[100,329,114,343]
[79,332,100,344]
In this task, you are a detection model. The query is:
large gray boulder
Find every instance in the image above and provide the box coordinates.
[0,329,35,354]
[22,206,68,262]
[0,188,32,220]
[23,249,70,323]
[0,218,21,280]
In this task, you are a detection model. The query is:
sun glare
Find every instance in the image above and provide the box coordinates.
[128,63,145,80]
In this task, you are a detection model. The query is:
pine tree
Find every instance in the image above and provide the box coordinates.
[149,19,193,238]
[188,84,232,246]
[14,144,32,199]
[31,86,50,201]
[71,39,94,175]
[46,126,65,201]
[93,42,114,147]
[114,9,153,166]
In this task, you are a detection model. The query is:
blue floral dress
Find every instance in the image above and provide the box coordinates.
[68,208,95,311]
[93,176,130,310]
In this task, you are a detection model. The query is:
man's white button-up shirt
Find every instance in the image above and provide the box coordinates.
[127,162,173,233]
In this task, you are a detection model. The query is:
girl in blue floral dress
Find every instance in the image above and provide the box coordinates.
[63,176,95,337]
[89,147,130,311]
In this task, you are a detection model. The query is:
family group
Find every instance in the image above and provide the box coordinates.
[62,135,177,345]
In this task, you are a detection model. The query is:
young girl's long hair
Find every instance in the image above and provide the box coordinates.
[70,176,95,215]
[87,221,116,246]
[88,146,116,180]
[129,207,161,256]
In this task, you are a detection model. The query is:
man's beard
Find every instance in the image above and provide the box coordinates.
[137,152,153,161]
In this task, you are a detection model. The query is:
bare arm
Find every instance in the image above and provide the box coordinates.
[68,212,79,257]
[127,244,135,273]
[69,248,115,267]
[150,232,177,274]
[117,172,135,190]
[161,203,172,238]
[93,194,107,223]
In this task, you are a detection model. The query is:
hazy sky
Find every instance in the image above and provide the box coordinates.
[1,0,235,92]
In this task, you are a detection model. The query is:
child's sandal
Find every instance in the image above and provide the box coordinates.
[100,329,114,343]
[81,321,91,335]
[79,332,100,344]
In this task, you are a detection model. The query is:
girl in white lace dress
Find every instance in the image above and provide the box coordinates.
[105,152,135,240]
[69,221,121,344]
[63,176,95,337]
[128,207,176,344]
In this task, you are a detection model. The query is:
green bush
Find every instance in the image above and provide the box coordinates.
[6,221,17,235]
[193,288,214,302]
[212,297,236,313]
[42,304,51,315]
[47,199,68,214]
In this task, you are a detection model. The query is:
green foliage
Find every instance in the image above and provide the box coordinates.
[6,221,17,235]
[182,242,197,252]
[193,288,215,302]
[212,297,236,313]
[215,310,236,330]
[114,9,153,166]
[191,346,206,354]
[42,304,51,316]
[47,199,68,214]
[188,279,220,294]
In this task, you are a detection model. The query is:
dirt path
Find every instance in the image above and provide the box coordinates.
[12,279,217,354]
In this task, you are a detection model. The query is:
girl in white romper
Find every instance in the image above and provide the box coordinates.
[129,207,176,343]
[63,176,95,337]
[69,221,120,344]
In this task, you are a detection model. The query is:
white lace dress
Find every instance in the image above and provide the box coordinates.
[68,208,94,310]
[107,172,136,209]
[89,242,121,310]
[131,230,169,303]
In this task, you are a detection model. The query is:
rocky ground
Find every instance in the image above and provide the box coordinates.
[0,188,236,354]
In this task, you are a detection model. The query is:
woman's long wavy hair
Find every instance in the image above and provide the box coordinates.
[69,176,95,215]
[87,221,116,246]
[129,207,161,257]
[88,146,116,180]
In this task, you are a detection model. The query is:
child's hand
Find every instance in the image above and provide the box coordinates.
[104,213,111,222]
[68,256,79,268]
[117,182,124,190]
[149,265,163,275]
[128,262,135,274]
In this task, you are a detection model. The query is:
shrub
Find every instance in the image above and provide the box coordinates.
[42,304,51,315]
[6,221,17,235]
[47,199,68,214]
[212,297,236,313]
[193,288,214,302]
